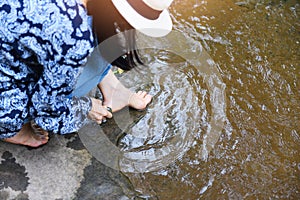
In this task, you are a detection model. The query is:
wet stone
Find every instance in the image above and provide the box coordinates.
[74,158,136,200]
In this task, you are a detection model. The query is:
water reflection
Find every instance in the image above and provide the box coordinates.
[117,59,204,173]
[79,29,227,174]
[114,28,227,172]
[124,0,299,199]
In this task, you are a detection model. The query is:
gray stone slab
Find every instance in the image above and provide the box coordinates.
[0,132,138,200]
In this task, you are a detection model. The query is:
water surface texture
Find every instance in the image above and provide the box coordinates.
[117,0,299,199]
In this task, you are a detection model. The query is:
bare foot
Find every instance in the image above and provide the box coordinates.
[98,70,152,112]
[128,91,152,111]
[3,122,49,147]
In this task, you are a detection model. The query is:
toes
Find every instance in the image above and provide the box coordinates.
[137,91,143,96]
[145,94,152,103]
[128,91,152,110]
[4,122,49,148]
[138,91,152,102]
[31,121,48,137]
[30,138,48,148]
[32,131,49,144]
[137,91,151,98]
[141,91,148,98]
[28,122,49,146]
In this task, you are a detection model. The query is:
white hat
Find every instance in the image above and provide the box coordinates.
[111,0,174,37]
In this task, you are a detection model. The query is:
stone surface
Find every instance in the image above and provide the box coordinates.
[0,132,138,200]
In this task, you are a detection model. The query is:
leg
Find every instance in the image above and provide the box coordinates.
[3,122,49,147]
[97,70,152,112]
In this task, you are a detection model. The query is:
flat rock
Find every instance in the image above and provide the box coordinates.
[0,131,138,200]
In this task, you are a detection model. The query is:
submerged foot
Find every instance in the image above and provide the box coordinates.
[128,91,152,111]
[98,70,152,112]
[102,88,152,112]
[4,122,49,147]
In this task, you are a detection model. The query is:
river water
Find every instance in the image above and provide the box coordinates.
[112,0,299,199]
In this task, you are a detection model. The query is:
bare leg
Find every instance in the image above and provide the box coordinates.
[98,70,152,112]
[3,122,49,147]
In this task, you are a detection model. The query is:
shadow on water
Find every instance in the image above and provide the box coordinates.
[112,0,299,199]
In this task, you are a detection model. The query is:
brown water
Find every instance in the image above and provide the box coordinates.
[117,0,299,199]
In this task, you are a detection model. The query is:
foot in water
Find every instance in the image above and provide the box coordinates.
[98,70,152,112]
[3,121,49,147]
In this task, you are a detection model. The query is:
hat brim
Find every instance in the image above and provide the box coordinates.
[112,0,172,37]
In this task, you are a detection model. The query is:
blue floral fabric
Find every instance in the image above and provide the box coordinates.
[0,0,94,138]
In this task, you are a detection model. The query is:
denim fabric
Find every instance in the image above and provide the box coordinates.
[72,48,112,97]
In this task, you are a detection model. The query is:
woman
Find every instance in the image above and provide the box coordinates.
[86,0,173,112]
[0,0,173,147]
